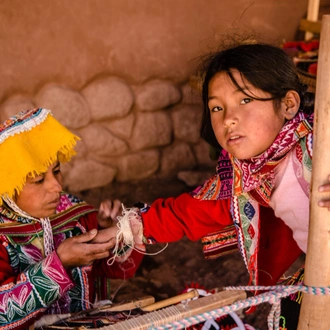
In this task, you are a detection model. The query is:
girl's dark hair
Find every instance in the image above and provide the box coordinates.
[199,42,314,150]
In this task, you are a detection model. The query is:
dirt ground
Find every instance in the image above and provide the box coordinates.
[76,176,304,330]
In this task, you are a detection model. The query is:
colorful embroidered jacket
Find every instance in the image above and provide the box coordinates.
[0,193,143,330]
[142,113,312,288]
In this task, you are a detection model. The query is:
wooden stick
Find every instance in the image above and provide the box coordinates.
[300,19,321,35]
[297,14,330,330]
[305,0,320,40]
[96,296,155,313]
[101,290,246,330]
[141,289,199,312]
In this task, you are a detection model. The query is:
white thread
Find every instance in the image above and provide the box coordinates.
[117,205,138,246]
[107,204,168,265]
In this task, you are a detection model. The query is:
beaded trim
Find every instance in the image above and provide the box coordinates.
[0,108,50,144]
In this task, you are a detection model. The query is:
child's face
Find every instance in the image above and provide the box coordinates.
[15,161,63,218]
[208,71,287,159]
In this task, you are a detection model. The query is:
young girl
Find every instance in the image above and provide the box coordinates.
[0,108,143,330]
[100,42,330,329]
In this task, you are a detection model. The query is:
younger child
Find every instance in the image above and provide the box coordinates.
[100,42,330,329]
[0,108,143,329]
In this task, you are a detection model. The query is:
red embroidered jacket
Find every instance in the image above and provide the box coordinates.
[141,115,314,288]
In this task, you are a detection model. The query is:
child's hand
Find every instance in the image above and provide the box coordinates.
[98,199,122,228]
[318,175,330,210]
[56,229,115,268]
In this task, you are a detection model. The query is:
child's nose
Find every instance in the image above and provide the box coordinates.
[223,109,237,127]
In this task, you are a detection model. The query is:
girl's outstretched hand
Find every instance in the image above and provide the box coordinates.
[318,175,330,210]
[97,199,122,228]
[57,229,115,269]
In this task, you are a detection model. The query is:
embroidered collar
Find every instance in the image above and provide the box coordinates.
[193,112,313,204]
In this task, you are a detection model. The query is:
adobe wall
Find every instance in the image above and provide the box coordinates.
[0,0,315,191]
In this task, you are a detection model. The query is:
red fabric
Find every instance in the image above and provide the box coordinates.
[143,193,232,242]
[0,243,18,285]
[257,206,302,286]
[308,62,317,75]
[282,40,319,52]
[245,206,303,315]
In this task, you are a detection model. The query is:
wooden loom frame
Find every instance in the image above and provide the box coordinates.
[100,290,246,330]
[300,0,321,40]
[297,13,330,330]
[42,290,246,330]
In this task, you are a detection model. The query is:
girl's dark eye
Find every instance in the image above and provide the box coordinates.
[211,106,223,112]
[241,98,252,104]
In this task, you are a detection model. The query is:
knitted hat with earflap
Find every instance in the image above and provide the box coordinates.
[0,108,79,205]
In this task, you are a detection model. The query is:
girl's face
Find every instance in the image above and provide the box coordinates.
[208,71,288,160]
[15,161,63,218]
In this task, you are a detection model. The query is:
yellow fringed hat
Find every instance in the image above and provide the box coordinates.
[0,108,80,203]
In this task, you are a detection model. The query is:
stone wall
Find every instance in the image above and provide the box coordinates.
[0,76,216,191]
[1,0,323,192]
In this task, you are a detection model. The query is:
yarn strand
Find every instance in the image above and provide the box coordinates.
[107,205,168,265]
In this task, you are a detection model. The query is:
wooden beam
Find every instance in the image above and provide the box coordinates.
[297,14,330,330]
[304,0,320,40]
[299,18,321,34]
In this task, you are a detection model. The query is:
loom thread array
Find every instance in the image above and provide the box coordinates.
[150,284,330,330]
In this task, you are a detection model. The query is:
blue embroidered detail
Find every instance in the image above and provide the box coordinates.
[243,202,255,221]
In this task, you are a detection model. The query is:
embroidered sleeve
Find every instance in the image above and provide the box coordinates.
[201,226,238,259]
[192,149,233,200]
[191,170,238,259]
[191,174,222,200]
[0,246,74,329]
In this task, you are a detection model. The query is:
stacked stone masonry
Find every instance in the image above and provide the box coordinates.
[0,76,217,192]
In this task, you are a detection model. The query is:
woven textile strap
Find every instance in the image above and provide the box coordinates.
[41,217,54,256]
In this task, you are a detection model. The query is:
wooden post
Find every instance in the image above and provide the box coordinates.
[305,0,320,40]
[297,14,330,330]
